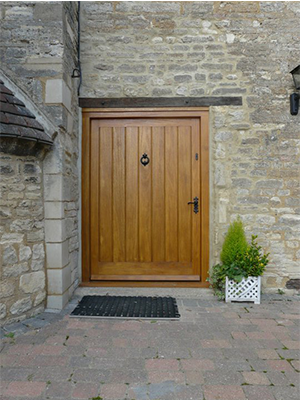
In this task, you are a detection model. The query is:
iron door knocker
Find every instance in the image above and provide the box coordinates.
[140,153,150,167]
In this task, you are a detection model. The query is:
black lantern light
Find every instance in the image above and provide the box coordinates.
[290,65,300,115]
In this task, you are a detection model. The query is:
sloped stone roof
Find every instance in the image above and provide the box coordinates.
[0,79,53,145]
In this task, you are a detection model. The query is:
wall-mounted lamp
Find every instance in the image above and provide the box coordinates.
[290,65,300,115]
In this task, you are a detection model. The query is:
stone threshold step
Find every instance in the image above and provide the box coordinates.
[74,286,215,299]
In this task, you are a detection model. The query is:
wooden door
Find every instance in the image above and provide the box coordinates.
[82,109,209,286]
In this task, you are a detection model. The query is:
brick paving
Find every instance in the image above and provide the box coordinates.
[0,294,299,400]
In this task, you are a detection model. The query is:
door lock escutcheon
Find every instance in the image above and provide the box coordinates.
[188,197,199,214]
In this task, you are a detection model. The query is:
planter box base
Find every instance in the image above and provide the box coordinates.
[225,276,261,304]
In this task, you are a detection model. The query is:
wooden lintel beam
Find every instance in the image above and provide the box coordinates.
[79,97,242,108]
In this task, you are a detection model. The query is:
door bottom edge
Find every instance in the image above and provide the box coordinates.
[80,281,209,288]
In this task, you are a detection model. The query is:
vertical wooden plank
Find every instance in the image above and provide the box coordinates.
[139,125,152,262]
[178,125,192,262]
[99,126,113,261]
[152,126,165,262]
[191,119,201,277]
[113,126,126,262]
[82,114,91,282]
[165,126,178,261]
[90,120,100,269]
[125,126,139,261]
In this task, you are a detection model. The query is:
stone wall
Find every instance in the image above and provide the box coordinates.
[80,1,300,290]
[0,1,80,316]
[0,154,46,325]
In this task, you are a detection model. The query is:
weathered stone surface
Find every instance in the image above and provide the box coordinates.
[279,215,300,228]
[31,259,44,271]
[20,271,45,294]
[286,279,300,290]
[0,233,24,244]
[2,245,18,265]
[10,297,32,315]
[19,245,32,262]
[32,243,45,260]
[34,290,46,306]
[0,303,7,319]
[0,281,14,299]
[3,262,29,278]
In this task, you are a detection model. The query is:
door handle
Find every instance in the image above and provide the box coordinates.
[187,197,199,214]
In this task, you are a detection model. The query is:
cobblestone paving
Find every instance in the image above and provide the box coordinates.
[1,295,299,400]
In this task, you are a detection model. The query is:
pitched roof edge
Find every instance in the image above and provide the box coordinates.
[0,70,58,142]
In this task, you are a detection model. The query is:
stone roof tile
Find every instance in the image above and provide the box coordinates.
[0,79,53,145]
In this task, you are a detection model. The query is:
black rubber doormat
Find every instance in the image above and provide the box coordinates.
[70,295,180,319]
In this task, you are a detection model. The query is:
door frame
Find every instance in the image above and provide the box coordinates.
[81,108,210,287]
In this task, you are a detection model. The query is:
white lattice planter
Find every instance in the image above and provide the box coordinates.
[225,276,261,304]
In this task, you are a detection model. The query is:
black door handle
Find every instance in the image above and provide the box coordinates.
[187,197,199,214]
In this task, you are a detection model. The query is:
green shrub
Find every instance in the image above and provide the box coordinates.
[209,218,269,300]
[209,263,230,300]
[231,235,269,280]
[220,217,248,266]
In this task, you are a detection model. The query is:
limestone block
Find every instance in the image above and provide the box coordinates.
[0,164,14,174]
[31,259,44,271]
[47,264,71,295]
[216,144,226,159]
[0,303,7,320]
[215,161,226,187]
[20,271,45,293]
[10,219,33,232]
[219,199,229,224]
[232,178,252,189]
[286,241,299,249]
[0,281,14,298]
[19,245,32,262]
[256,215,276,225]
[0,207,12,218]
[44,175,63,201]
[256,180,283,189]
[3,262,29,277]
[0,233,24,244]
[5,6,33,18]
[45,79,72,112]
[10,297,32,315]
[45,219,66,243]
[43,145,65,174]
[65,218,77,238]
[32,243,45,260]
[116,1,180,13]
[44,202,65,219]
[279,215,300,230]
[47,291,69,310]
[27,230,44,243]
[2,245,18,265]
[226,34,235,44]
[8,192,24,200]
[34,290,46,306]
[46,240,69,269]
[215,131,233,142]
